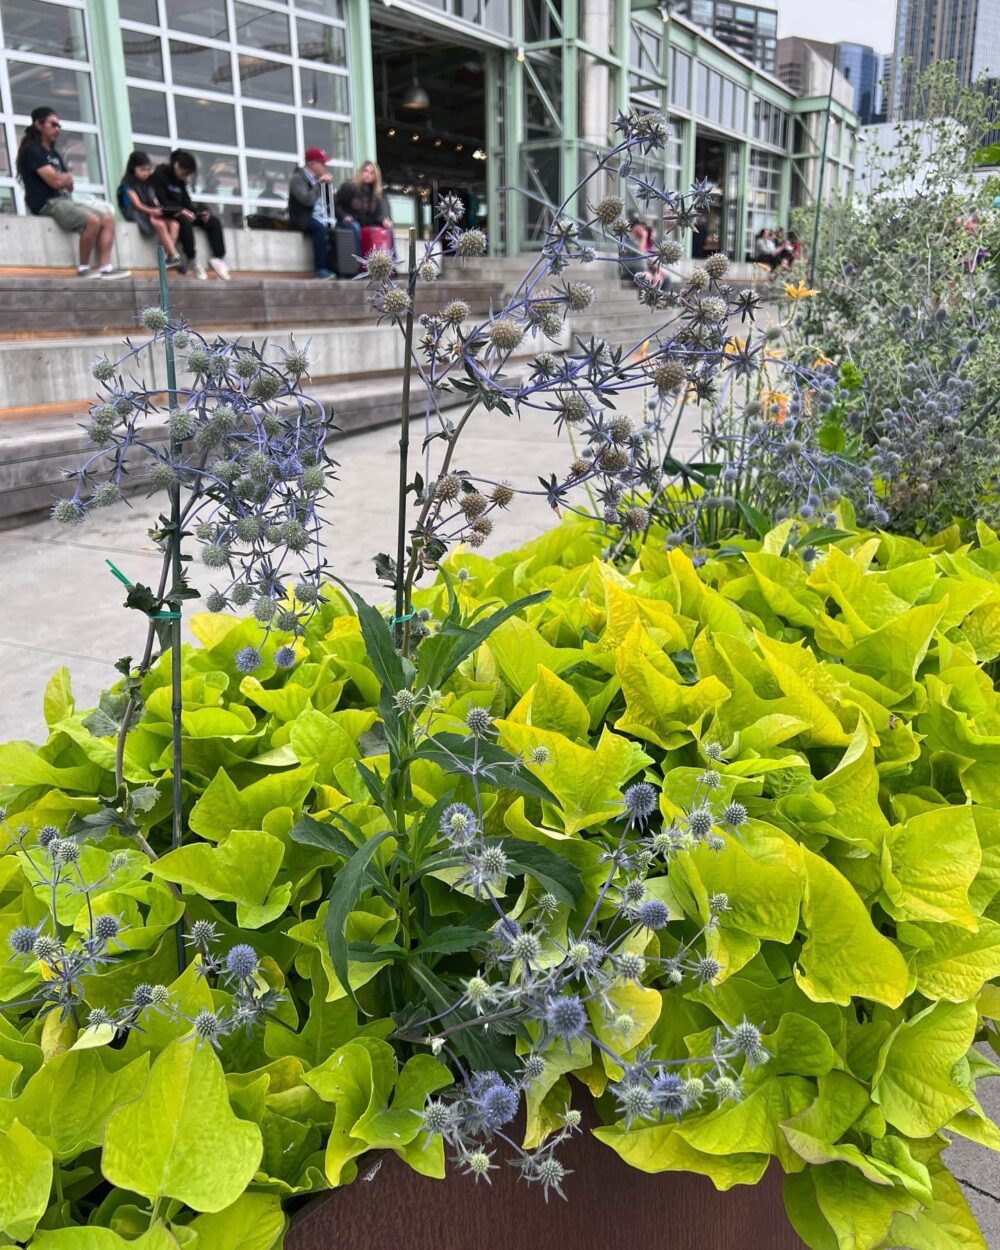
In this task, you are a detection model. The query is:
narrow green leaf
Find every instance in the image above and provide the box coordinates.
[416,590,550,690]
[324,829,395,1011]
[501,838,584,905]
[289,813,359,859]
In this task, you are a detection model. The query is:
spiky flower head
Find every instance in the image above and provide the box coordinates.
[709,892,730,914]
[652,360,686,393]
[275,645,297,669]
[704,252,730,280]
[93,914,121,942]
[465,975,493,1010]
[422,1099,454,1135]
[52,498,85,525]
[510,931,541,963]
[417,261,438,282]
[459,490,488,518]
[545,994,588,1044]
[622,878,646,907]
[456,228,487,258]
[33,934,60,962]
[531,1155,569,1202]
[230,583,254,607]
[189,919,219,948]
[565,282,596,311]
[615,951,646,983]
[202,543,231,569]
[364,248,395,284]
[93,482,122,509]
[687,267,710,291]
[235,646,262,674]
[593,195,625,227]
[704,741,725,762]
[522,1053,547,1084]
[52,838,81,864]
[225,943,259,978]
[193,1009,225,1046]
[729,1019,769,1066]
[440,802,479,846]
[441,299,470,326]
[636,898,670,931]
[92,357,116,382]
[623,506,650,533]
[435,473,462,502]
[465,705,493,735]
[696,955,722,985]
[651,1071,687,1118]
[87,1006,113,1027]
[536,890,559,914]
[687,806,714,840]
[463,1149,496,1182]
[615,1080,655,1127]
[487,317,524,353]
[658,239,683,264]
[38,825,60,848]
[490,481,515,508]
[204,590,227,614]
[722,801,748,828]
[713,1075,741,1102]
[700,769,722,790]
[530,745,550,765]
[254,595,278,624]
[623,782,657,823]
[474,1078,519,1129]
[9,925,39,956]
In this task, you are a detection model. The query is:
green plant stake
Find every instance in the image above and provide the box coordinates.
[394,227,418,653]
[157,244,187,970]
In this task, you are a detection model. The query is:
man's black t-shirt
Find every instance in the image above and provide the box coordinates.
[20,143,67,214]
[150,164,195,215]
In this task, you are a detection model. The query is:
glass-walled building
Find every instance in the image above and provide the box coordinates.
[0,0,857,260]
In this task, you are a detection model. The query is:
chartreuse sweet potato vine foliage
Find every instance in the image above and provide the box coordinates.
[3,510,1000,1249]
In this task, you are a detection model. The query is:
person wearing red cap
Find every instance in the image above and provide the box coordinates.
[288,147,336,279]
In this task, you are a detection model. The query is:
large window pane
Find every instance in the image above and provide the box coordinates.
[302,114,350,161]
[294,0,344,14]
[7,60,95,123]
[234,3,291,53]
[300,65,348,113]
[128,85,169,137]
[296,17,346,66]
[1,0,88,60]
[173,94,237,146]
[186,148,240,198]
[58,129,101,183]
[119,0,158,22]
[122,29,163,81]
[167,0,229,41]
[245,154,295,201]
[242,104,295,152]
[670,49,690,108]
[239,55,294,101]
[169,40,233,92]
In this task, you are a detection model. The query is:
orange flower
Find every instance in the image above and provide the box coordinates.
[725,335,748,356]
[813,352,834,368]
[785,279,819,299]
[760,389,791,423]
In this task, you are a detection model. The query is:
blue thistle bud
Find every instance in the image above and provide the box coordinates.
[622,879,646,907]
[636,898,669,931]
[699,769,722,790]
[38,825,60,848]
[294,581,321,605]
[465,975,494,1012]
[623,782,657,823]
[202,544,231,569]
[509,931,541,963]
[254,595,278,624]
[52,498,85,525]
[188,919,219,948]
[709,892,730,914]
[275,645,297,669]
[713,1075,741,1102]
[235,646,262,674]
[52,838,81,864]
[465,705,493,735]
[614,1080,655,1128]
[729,1019,769,1066]
[462,1149,496,1183]
[9,925,39,956]
[696,955,722,985]
[544,994,588,1045]
[205,591,227,614]
[230,583,254,607]
[530,1155,569,1202]
[615,951,646,983]
[530,745,550,765]
[704,741,725,762]
[87,1007,113,1027]
[93,914,121,942]
[687,806,714,840]
[536,891,559,915]
[521,1053,547,1084]
[422,1099,454,1135]
[456,228,487,258]
[721,801,748,828]
[91,357,116,382]
[34,935,60,962]
[192,1008,225,1046]
[474,1079,519,1130]
[251,372,283,401]
[225,943,259,978]
[140,306,169,332]
[440,802,478,846]
[132,982,156,1007]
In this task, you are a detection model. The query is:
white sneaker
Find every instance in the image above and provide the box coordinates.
[193,263,208,281]
[209,258,231,281]
[98,266,131,281]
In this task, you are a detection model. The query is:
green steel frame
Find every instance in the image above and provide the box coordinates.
[77,0,856,261]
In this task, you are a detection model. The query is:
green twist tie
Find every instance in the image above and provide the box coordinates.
[106,559,133,588]
[390,610,416,626]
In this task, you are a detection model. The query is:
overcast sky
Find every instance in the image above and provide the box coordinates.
[776,0,896,52]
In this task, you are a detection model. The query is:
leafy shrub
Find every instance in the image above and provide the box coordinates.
[2,512,1000,1248]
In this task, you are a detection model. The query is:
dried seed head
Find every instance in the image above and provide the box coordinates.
[705,252,729,280]
[441,299,470,325]
[364,248,395,284]
[490,481,514,507]
[598,446,630,473]
[470,516,493,539]
[435,473,462,502]
[456,229,488,258]
[652,360,686,393]
[565,281,596,311]
[593,195,625,227]
[688,267,710,291]
[487,317,524,353]
[459,491,488,518]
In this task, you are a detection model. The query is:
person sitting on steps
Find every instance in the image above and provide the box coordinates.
[15,106,130,280]
[117,150,183,270]
[335,160,394,257]
[151,150,230,281]
[288,147,336,279]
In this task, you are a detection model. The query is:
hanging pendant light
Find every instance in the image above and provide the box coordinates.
[401,57,430,110]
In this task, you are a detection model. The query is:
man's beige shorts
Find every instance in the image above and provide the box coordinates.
[39,195,105,233]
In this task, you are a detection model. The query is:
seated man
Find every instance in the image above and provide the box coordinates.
[151,151,230,281]
[288,147,335,279]
[16,106,130,279]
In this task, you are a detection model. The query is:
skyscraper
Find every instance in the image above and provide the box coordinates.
[891,0,1000,119]
[673,1,779,72]
[837,43,887,125]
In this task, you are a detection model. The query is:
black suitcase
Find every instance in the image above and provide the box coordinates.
[322,184,360,277]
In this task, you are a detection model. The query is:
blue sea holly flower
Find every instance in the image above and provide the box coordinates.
[8,924,40,957]
[623,782,657,824]
[225,943,259,979]
[613,1080,656,1128]
[472,1077,520,1130]
[440,802,479,847]
[235,646,263,674]
[526,1155,570,1203]
[544,994,588,1047]
[274,645,297,669]
[636,898,669,931]
[726,1018,770,1067]
[651,1071,687,1119]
